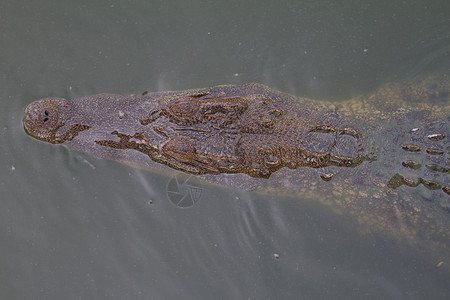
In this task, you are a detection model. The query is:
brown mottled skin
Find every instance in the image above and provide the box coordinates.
[23,85,366,177]
[23,75,449,258]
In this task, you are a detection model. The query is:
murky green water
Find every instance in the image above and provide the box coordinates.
[1,0,449,298]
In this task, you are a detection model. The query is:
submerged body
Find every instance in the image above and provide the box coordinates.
[23,76,449,256]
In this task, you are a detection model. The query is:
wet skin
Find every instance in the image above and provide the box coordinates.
[23,78,449,253]
[23,84,367,178]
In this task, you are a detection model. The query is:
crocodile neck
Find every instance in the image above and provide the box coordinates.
[336,86,449,197]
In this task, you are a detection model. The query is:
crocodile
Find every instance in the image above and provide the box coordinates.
[23,74,449,255]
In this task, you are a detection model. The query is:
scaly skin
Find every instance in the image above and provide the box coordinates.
[23,74,449,258]
[23,84,367,177]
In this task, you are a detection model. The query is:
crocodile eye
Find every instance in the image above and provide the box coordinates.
[264,154,280,166]
[168,97,199,117]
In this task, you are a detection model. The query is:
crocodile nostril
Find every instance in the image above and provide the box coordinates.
[42,110,50,123]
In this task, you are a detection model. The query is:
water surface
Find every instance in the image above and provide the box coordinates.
[1,0,449,298]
